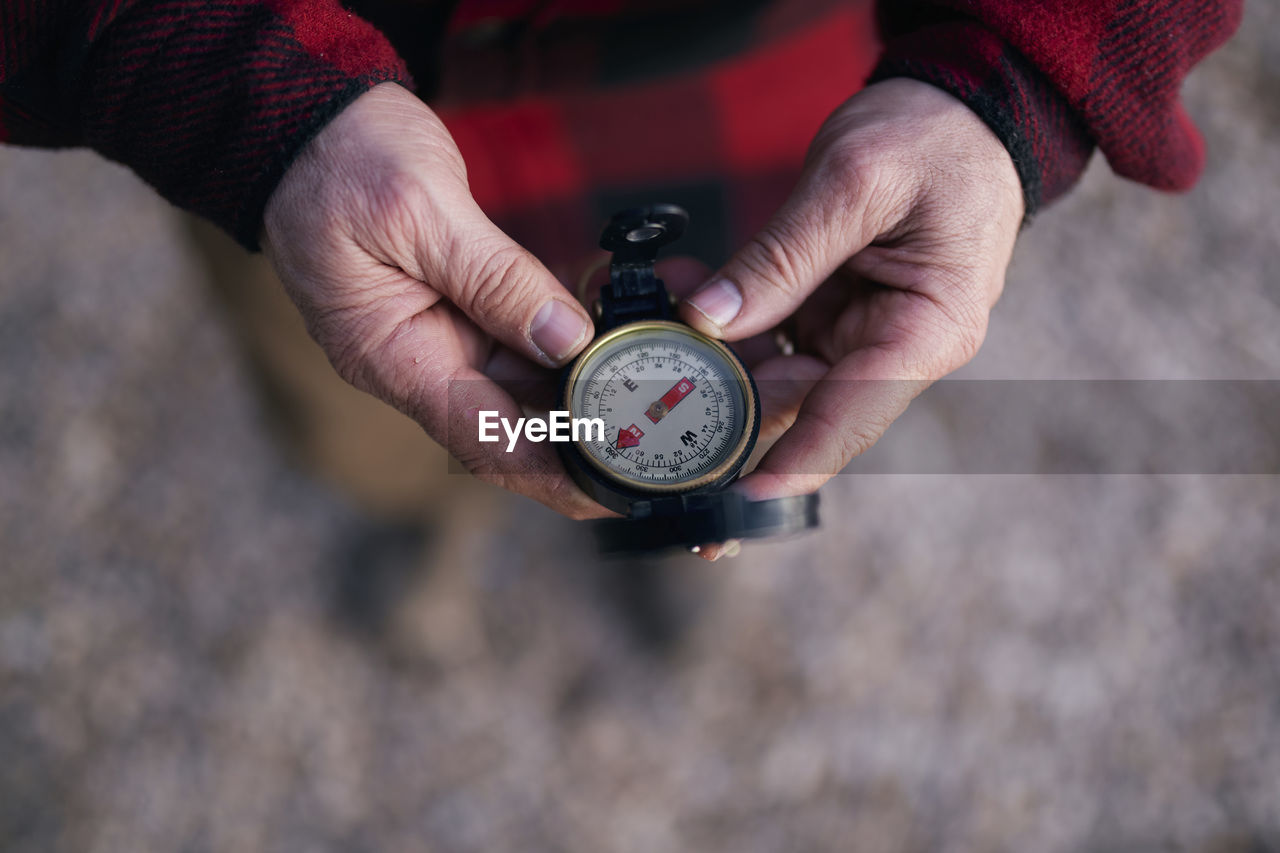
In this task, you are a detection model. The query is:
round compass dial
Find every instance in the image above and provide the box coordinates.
[563,320,758,493]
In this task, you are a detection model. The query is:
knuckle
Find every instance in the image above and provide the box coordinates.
[940,314,985,369]
[329,330,392,399]
[741,217,819,296]
[453,443,499,480]
[380,360,436,421]
[327,335,379,394]
[308,305,382,390]
[951,308,989,366]
[929,263,985,308]
[543,475,598,520]
[903,285,990,377]
[455,444,589,517]
[809,403,884,467]
[930,272,991,357]
[458,240,541,321]
[362,169,432,243]
[327,312,440,415]
[817,142,870,191]
[374,326,449,418]
[809,143,888,221]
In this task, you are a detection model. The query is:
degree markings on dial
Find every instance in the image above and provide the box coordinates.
[590,356,720,464]
[575,344,738,481]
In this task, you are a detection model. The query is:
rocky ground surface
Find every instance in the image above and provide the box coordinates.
[2,4,1278,851]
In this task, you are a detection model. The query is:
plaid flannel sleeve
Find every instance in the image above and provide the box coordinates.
[871,0,1244,216]
[0,0,409,249]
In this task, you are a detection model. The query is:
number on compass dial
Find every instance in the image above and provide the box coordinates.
[567,323,752,489]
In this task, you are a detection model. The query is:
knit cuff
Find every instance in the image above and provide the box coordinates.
[869,19,1095,219]
[79,0,411,250]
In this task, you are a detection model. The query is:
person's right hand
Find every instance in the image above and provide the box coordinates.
[262,82,609,519]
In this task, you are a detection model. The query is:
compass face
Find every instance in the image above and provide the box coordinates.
[565,321,756,492]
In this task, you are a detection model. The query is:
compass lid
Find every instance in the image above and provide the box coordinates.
[590,491,820,555]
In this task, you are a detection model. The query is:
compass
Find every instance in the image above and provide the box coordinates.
[565,320,757,494]
[558,204,819,554]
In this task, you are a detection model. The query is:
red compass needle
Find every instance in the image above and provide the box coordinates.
[645,377,695,424]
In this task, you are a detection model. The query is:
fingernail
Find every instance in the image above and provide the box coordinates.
[721,539,743,559]
[687,279,743,329]
[530,300,589,364]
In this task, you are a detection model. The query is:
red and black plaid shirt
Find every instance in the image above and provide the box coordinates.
[0,0,1243,261]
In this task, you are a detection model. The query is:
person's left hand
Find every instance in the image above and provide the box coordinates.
[679,78,1025,522]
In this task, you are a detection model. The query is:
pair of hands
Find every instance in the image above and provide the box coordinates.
[263,79,1023,527]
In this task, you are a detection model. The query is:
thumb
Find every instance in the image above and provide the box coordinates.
[680,174,887,341]
[425,205,594,368]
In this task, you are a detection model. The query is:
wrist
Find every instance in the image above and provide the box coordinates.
[869,19,1094,219]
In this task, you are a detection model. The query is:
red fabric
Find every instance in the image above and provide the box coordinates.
[710,8,876,172]
[447,0,629,35]
[0,0,408,247]
[874,0,1244,212]
[266,0,408,76]
[0,0,1244,252]
[437,5,879,263]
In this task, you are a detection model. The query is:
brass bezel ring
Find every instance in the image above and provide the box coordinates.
[562,320,758,494]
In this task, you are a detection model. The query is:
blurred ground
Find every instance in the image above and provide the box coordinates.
[2,4,1279,851]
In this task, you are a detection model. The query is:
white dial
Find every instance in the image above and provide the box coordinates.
[566,322,755,491]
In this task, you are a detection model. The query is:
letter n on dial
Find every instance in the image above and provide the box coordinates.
[616,423,644,450]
